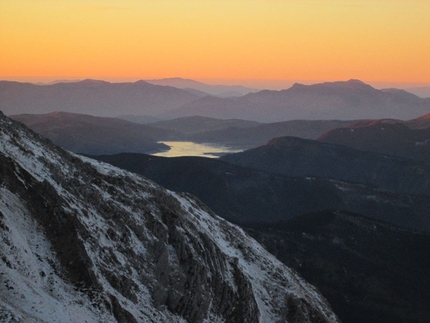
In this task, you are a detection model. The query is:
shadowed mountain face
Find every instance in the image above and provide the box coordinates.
[0,79,199,117]
[90,153,430,232]
[162,80,430,122]
[10,111,180,155]
[221,136,430,196]
[0,112,340,323]
[245,211,430,323]
[318,119,430,162]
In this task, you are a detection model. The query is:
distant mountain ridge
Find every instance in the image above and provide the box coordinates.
[163,79,430,122]
[146,77,258,97]
[3,79,429,122]
[0,79,200,117]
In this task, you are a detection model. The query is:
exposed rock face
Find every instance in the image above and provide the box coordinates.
[0,111,339,323]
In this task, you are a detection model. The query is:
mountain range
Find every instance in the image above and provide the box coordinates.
[162,79,430,122]
[0,111,339,322]
[0,79,200,117]
[2,79,430,122]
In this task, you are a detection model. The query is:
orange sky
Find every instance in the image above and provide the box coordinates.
[1,0,429,87]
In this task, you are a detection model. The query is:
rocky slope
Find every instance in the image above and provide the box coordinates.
[0,112,339,323]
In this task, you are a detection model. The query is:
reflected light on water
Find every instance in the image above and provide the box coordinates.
[152,141,243,158]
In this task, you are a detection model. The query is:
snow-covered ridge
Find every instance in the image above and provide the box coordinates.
[0,112,339,322]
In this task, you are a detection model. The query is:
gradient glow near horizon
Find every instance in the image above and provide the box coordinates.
[1,0,429,86]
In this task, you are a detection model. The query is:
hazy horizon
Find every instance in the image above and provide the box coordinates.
[2,76,430,92]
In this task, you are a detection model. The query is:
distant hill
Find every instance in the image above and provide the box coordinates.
[188,119,359,147]
[162,79,430,122]
[405,86,430,98]
[0,79,199,117]
[10,111,178,155]
[116,114,163,124]
[221,136,430,196]
[150,116,260,135]
[151,116,259,134]
[318,118,430,162]
[408,112,430,128]
[146,77,258,97]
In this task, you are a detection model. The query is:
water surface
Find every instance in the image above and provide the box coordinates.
[152,141,243,158]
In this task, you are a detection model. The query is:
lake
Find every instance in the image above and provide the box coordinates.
[152,141,243,158]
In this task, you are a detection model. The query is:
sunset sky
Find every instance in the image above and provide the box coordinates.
[1,0,429,88]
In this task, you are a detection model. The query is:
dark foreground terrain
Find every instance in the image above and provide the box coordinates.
[92,151,430,323]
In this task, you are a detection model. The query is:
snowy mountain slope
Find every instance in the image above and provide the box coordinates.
[0,111,339,323]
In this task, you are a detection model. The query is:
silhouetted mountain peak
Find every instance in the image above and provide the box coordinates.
[346,78,367,85]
